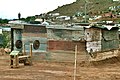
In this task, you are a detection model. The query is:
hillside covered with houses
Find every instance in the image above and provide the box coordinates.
[35,0,120,24]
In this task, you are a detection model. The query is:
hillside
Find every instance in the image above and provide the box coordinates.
[48,0,120,16]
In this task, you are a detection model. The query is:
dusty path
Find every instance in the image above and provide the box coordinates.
[0,54,120,80]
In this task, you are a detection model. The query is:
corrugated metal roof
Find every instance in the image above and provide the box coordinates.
[84,24,119,30]
[47,25,84,30]
[10,23,46,29]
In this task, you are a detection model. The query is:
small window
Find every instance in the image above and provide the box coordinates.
[33,40,40,50]
[15,40,22,49]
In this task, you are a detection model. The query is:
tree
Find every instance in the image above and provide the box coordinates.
[0,18,9,24]
[25,16,35,22]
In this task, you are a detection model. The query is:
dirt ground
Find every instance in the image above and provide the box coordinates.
[1,54,120,80]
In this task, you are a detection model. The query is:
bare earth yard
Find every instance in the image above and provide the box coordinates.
[1,54,120,80]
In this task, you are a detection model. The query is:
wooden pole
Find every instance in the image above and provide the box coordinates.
[30,43,32,57]
[23,44,26,55]
[10,55,13,68]
[15,55,19,67]
[74,45,77,80]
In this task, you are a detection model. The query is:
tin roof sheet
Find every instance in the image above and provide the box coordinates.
[47,25,84,30]
[84,24,119,30]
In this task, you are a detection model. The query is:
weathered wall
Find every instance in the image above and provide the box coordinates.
[102,29,119,51]
[48,40,86,52]
[13,29,22,51]
[33,40,87,62]
[85,28,102,41]
[47,28,84,41]
[12,24,47,54]
[85,27,119,53]
[22,25,47,53]
[86,41,101,53]
[46,26,86,62]
[22,34,47,52]
[85,28,102,53]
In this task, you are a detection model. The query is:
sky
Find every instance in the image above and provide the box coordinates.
[0,0,76,19]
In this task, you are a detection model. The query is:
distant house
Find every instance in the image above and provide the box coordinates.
[102,12,115,18]
[113,0,120,1]
[49,13,60,17]
[56,16,70,21]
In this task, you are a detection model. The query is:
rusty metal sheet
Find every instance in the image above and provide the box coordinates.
[48,40,86,52]
[11,24,24,29]
[22,33,47,37]
[24,25,47,33]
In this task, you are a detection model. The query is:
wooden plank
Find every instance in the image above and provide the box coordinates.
[18,55,30,59]
[10,50,19,56]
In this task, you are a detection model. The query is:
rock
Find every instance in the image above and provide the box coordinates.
[0,48,5,55]
[4,48,11,53]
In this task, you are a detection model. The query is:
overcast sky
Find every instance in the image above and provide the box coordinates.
[0,0,76,19]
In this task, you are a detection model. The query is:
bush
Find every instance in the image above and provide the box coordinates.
[2,32,11,48]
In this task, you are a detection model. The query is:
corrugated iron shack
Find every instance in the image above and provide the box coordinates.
[10,23,47,54]
[47,25,86,52]
[46,24,88,61]
[85,24,119,53]
[9,22,120,61]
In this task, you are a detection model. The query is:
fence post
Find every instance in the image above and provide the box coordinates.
[74,45,77,80]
